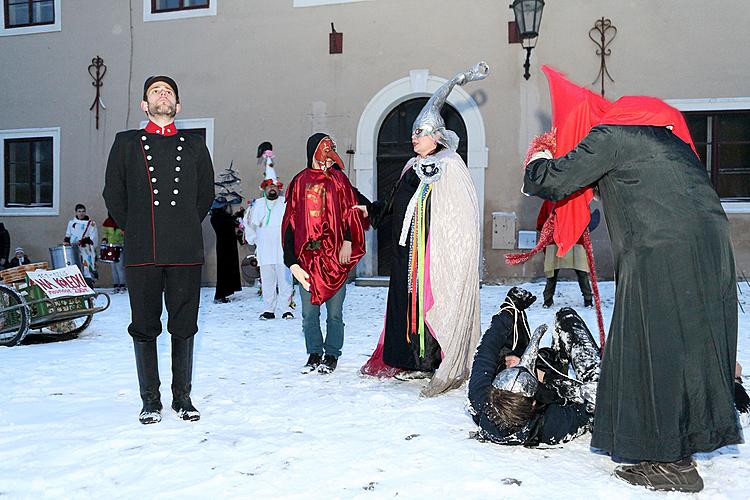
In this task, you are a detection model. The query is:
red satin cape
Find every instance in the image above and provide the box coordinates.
[282,167,368,305]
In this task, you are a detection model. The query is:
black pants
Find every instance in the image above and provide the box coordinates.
[543,269,593,303]
[126,265,202,341]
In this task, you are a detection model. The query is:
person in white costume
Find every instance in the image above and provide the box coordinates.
[244,159,294,320]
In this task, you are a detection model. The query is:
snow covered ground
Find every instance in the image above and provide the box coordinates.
[1,280,748,499]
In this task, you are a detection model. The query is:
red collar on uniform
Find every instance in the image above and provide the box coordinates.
[144,120,177,136]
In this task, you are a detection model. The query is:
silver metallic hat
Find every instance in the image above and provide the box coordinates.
[492,323,547,397]
[412,61,489,151]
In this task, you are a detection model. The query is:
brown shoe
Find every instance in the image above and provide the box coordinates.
[614,459,704,493]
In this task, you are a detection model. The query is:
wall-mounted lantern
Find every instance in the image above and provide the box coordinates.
[509,0,545,80]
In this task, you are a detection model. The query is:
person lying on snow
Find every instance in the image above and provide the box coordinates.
[468,287,600,446]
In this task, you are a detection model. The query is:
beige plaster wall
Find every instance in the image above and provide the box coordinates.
[1,0,748,284]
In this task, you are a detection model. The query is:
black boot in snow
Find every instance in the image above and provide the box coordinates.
[134,340,162,425]
[170,336,200,422]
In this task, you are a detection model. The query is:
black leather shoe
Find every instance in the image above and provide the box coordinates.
[139,401,163,425]
[259,312,275,320]
[318,355,338,374]
[301,353,322,373]
[282,312,294,320]
[171,399,200,422]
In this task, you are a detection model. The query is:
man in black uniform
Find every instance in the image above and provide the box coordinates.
[103,76,214,424]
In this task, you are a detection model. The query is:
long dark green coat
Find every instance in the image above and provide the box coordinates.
[524,124,741,462]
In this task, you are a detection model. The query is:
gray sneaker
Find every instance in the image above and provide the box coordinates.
[614,459,704,493]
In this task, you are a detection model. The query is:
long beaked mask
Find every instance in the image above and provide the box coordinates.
[492,323,548,397]
[412,61,490,151]
[313,136,345,171]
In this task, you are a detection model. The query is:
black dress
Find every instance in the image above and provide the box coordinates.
[210,209,242,301]
[370,167,442,371]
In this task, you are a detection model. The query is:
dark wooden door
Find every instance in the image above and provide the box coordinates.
[376,97,467,275]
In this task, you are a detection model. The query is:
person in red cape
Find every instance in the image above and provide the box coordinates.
[521,67,739,493]
[282,133,368,374]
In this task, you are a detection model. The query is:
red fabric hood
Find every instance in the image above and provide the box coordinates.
[600,95,698,155]
[540,67,697,255]
[541,65,612,256]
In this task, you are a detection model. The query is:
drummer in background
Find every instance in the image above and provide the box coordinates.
[7,247,31,268]
[64,203,99,287]
[101,213,126,294]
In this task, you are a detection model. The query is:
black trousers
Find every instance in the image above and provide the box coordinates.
[543,269,593,303]
[126,265,202,341]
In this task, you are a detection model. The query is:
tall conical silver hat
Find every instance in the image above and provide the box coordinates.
[412,61,489,151]
[492,323,547,397]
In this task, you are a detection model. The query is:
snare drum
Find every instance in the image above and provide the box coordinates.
[99,244,123,263]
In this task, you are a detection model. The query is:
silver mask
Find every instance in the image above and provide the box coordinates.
[492,323,548,397]
[412,61,490,151]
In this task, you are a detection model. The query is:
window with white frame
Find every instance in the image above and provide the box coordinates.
[144,0,215,22]
[293,0,374,7]
[684,111,750,202]
[0,0,61,36]
[1,128,60,216]
[669,98,750,209]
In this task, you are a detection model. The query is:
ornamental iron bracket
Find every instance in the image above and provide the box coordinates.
[88,55,107,129]
[589,17,616,97]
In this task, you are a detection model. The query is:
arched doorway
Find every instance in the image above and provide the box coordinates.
[353,68,488,278]
[375,98,467,275]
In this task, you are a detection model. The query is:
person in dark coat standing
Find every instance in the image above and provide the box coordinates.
[523,90,740,492]
[210,199,242,303]
[103,75,215,425]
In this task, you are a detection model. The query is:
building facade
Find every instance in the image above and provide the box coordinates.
[1,0,749,284]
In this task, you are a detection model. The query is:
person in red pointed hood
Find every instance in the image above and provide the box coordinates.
[508,66,609,343]
[520,68,739,493]
[282,133,369,374]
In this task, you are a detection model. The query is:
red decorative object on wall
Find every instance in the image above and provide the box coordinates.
[329,23,342,54]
